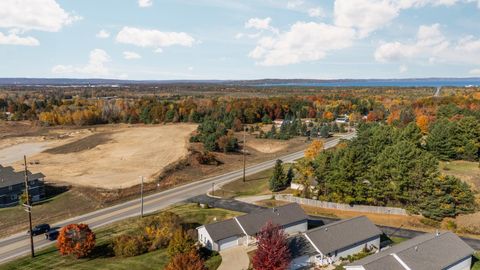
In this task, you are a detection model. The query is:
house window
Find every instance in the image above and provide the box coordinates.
[8,185,12,191]
[11,194,17,201]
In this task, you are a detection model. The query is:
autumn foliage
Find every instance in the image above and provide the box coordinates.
[57,223,96,258]
[165,250,207,270]
[305,140,324,160]
[252,222,291,270]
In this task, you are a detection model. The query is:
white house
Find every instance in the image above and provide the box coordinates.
[197,203,308,252]
[302,216,382,266]
[345,232,474,270]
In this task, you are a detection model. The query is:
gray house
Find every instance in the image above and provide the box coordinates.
[0,165,45,207]
[345,232,474,270]
[197,203,308,251]
[299,216,383,267]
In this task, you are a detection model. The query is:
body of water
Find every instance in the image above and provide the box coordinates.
[255,78,480,88]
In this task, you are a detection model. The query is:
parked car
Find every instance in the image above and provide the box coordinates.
[44,229,59,241]
[28,224,50,236]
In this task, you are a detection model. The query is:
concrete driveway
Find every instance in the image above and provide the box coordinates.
[218,246,250,270]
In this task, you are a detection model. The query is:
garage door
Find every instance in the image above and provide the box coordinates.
[289,255,310,270]
[219,237,238,251]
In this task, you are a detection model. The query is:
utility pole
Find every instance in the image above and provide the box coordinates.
[212,182,215,197]
[140,176,144,218]
[23,155,34,258]
[243,125,247,183]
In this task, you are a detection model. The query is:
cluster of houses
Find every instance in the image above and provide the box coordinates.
[197,203,475,270]
[0,165,45,207]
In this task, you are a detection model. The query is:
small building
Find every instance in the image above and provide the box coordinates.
[335,114,349,124]
[345,232,474,270]
[303,216,382,266]
[0,165,45,207]
[197,203,308,252]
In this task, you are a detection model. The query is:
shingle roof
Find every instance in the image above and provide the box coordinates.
[348,232,474,270]
[235,203,308,235]
[203,218,244,242]
[0,165,45,188]
[288,234,317,259]
[305,216,382,255]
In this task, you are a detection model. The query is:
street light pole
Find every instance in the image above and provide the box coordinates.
[140,176,144,218]
[243,125,247,183]
[23,155,34,258]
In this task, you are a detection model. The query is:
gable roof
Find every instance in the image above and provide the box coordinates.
[0,165,45,188]
[305,216,382,255]
[203,218,244,242]
[348,232,474,270]
[235,203,308,235]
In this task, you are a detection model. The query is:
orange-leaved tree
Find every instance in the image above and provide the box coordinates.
[305,140,324,160]
[57,223,96,258]
[165,250,207,270]
[416,114,430,134]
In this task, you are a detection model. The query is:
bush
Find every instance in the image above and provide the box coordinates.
[420,218,441,228]
[113,234,148,257]
[142,212,183,251]
[57,224,96,258]
[196,151,218,165]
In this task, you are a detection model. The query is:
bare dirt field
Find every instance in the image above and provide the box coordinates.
[3,123,197,189]
[247,138,291,153]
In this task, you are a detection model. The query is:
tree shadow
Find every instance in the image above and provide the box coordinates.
[87,243,114,259]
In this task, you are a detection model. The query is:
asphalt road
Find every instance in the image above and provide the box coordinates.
[0,132,356,264]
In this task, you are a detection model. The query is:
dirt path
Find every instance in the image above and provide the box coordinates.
[0,142,51,165]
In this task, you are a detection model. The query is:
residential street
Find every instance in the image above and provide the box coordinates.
[0,133,356,264]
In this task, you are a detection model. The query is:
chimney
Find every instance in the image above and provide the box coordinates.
[414,246,418,252]
[435,230,440,236]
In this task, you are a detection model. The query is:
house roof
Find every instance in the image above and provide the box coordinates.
[348,232,474,270]
[203,218,244,242]
[235,203,308,236]
[201,203,308,242]
[288,234,317,259]
[305,216,382,255]
[0,165,45,188]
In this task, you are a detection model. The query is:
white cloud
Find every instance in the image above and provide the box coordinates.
[96,30,110,39]
[123,51,141,60]
[334,0,463,38]
[244,17,278,33]
[138,0,153,8]
[0,31,39,46]
[308,7,325,18]
[52,49,110,77]
[375,24,448,62]
[399,64,408,73]
[235,33,244,39]
[188,66,194,71]
[249,22,355,66]
[154,48,163,53]
[0,0,81,32]
[469,69,480,75]
[287,0,304,9]
[116,27,195,50]
[375,24,480,66]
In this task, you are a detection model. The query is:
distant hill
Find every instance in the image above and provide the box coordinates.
[0,77,479,87]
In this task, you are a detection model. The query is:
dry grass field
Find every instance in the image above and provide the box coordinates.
[1,123,197,189]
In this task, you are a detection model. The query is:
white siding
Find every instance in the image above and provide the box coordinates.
[284,220,308,235]
[333,237,380,261]
[445,256,472,270]
[344,266,366,270]
[197,226,214,250]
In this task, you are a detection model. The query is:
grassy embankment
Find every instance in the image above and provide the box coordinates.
[0,203,241,270]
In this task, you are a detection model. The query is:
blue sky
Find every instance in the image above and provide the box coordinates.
[0,0,479,80]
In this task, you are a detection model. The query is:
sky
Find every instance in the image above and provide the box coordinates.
[0,0,480,80]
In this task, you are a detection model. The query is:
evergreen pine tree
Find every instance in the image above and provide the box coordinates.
[269,159,286,192]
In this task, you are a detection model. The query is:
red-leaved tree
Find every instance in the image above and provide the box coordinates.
[252,221,291,270]
[57,223,96,258]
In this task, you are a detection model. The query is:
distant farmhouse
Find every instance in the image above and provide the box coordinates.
[345,232,474,270]
[197,203,308,251]
[0,165,45,207]
[335,114,349,124]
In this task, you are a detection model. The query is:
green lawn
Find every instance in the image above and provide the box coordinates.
[0,203,240,270]
[473,252,480,270]
[217,164,293,199]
